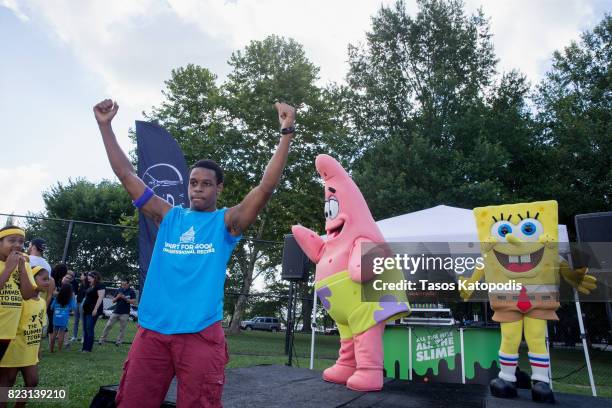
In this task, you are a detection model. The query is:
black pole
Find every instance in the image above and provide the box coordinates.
[285,281,296,366]
[61,220,74,264]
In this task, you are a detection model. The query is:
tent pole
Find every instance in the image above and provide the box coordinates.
[567,252,597,396]
[309,289,318,370]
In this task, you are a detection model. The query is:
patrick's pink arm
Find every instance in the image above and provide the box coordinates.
[291,225,325,263]
[349,237,375,282]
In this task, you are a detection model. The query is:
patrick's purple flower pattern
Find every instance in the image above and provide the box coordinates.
[374,295,409,323]
[317,286,332,310]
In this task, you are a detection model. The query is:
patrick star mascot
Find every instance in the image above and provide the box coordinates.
[292,154,410,391]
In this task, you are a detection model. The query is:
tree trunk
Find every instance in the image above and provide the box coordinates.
[228,274,253,334]
[227,214,267,335]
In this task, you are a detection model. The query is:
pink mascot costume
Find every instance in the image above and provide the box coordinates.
[292,154,410,391]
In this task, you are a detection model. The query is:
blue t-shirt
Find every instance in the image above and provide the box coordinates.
[138,207,241,334]
[51,297,76,328]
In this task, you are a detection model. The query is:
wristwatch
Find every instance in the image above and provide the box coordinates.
[281,125,295,135]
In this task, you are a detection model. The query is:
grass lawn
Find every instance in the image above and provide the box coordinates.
[7,317,612,407]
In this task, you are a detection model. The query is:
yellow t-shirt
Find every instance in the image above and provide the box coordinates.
[0,296,46,367]
[0,260,36,340]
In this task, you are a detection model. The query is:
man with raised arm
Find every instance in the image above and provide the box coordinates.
[93,98,296,407]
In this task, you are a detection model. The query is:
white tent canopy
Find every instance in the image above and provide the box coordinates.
[375,204,570,253]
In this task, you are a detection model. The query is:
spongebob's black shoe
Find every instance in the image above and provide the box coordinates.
[531,380,555,403]
[490,377,517,398]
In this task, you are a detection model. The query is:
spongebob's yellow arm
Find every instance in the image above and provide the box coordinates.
[458,265,485,301]
[559,257,597,295]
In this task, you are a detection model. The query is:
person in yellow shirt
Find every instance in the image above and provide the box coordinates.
[0,266,50,407]
[0,226,37,360]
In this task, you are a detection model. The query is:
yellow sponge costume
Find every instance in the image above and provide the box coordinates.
[461,200,596,402]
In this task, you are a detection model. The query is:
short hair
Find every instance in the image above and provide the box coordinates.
[31,238,47,253]
[190,160,224,185]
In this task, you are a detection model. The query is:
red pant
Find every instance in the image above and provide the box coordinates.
[116,322,228,408]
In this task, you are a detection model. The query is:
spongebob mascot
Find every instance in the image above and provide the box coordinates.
[461,200,596,403]
[291,154,410,391]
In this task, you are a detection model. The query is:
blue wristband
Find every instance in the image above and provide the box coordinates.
[133,187,154,209]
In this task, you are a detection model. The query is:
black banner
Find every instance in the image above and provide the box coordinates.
[135,121,189,290]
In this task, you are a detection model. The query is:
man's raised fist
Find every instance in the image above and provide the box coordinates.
[275,102,296,130]
[94,99,119,125]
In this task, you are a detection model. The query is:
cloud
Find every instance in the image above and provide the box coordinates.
[464,0,602,82]
[12,0,233,110]
[165,0,402,84]
[1,0,29,21]
[0,164,50,215]
[8,0,607,109]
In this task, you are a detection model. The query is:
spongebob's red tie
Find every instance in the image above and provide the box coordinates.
[517,286,532,312]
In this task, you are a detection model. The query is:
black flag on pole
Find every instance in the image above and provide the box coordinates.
[135,121,189,290]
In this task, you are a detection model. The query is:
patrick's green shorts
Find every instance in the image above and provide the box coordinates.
[315,270,410,339]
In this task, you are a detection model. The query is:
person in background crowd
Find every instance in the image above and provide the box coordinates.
[70,272,89,342]
[28,240,52,341]
[99,279,136,346]
[57,270,74,347]
[82,271,105,352]
[49,284,76,353]
[0,266,49,408]
[0,226,36,362]
[26,238,51,273]
[47,264,68,338]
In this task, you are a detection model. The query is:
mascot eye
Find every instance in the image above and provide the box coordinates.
[517,219,543,241]
[522,222,536,235]
[328,198,339,220]
[324,201,330,219]
[491,222,513,241]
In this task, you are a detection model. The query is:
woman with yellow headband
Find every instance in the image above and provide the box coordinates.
[0,226,37,361]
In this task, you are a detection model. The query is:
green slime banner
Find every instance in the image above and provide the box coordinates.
[383,325,500,384]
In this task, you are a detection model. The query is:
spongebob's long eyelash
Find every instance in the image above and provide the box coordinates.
[517,212,539,221]
[492,213,512,222]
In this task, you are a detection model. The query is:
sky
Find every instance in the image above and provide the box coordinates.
[1,0,610,219]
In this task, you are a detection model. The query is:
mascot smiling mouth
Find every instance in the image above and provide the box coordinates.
[494,247,545,273]
[327,220,345,239]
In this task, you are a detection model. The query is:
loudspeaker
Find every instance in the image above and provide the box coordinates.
[90,385,176,407]
[575,212,612,273]
[281,234,310,281]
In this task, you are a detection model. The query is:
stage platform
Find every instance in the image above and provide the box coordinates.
[92,364,611,407]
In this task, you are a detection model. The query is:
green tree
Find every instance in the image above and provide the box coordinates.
[146,36,350,334]
[26,179,137,281]
[345,0,539,218]
[533,14,612,225]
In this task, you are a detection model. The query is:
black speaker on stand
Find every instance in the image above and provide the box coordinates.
[575,211,612,338]
[281,234,311,367]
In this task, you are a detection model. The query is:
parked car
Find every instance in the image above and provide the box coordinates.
[324,326,339,336]
[102,304,138,322]
[240,316,281,332]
